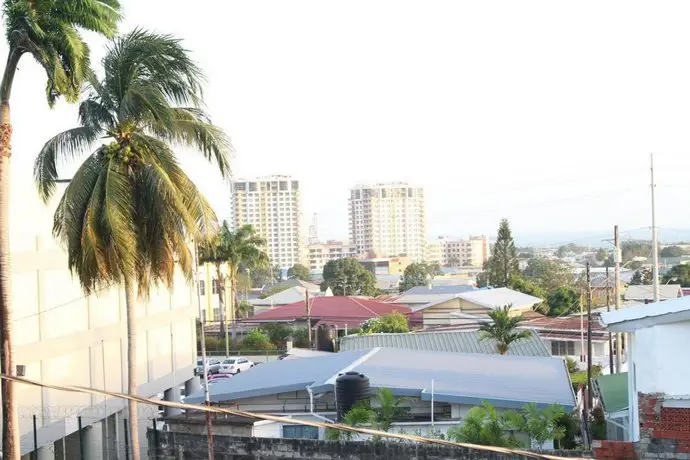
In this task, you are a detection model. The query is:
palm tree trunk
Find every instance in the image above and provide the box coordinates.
[0,48,21,460]
[124,279,140,460]
[215,263,226,340]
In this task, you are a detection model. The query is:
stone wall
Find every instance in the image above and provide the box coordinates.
[635,392,690,459]
[147,430,593,459]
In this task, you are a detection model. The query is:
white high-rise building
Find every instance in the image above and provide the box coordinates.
[307,240,359,272]
[231,176,302,268]
[425,235,490,268]
[348,182,426,261]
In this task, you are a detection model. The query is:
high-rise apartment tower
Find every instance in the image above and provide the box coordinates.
[231,175,302,268]
[348,182,426,261]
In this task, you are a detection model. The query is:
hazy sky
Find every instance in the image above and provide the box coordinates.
[5,1,690,245]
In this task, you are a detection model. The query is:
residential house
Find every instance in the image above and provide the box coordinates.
[600,296,690,457]
[524,315,618,372]
[393,285,476,308]
[623,284,683,304]
[339,330,551,357]
[250,285,331,315]
[406,287,543,329]
[185,347,575,441]
[359,256,412,276]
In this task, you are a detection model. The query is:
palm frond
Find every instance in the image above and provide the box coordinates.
[34,126,102,201]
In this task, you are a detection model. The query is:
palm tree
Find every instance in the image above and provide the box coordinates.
[479,305,532,354]
[34,29,231,460]
[200,223,268,346]
[0,2,122,457]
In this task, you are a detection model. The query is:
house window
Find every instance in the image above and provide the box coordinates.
[198,280,205,296]
[212,279,220,295]
[282,425,318,440]
[551,340,575,356]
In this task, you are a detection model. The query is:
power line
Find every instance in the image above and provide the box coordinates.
[13,284,113,322]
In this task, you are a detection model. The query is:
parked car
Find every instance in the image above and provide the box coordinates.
[219,357,254,375]
[196,358,221,377]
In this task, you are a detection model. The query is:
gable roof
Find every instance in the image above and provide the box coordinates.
[250,286,332,307]
[600,295,690,332]
[245,296,410,324]
[339,330,550,357]
[263,278,321,293]
[403,285,477,296]
[623,284,683,301]
[457,287,543,310]
[187,347,575,411]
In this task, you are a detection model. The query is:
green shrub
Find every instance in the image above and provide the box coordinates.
[241,328,276,351]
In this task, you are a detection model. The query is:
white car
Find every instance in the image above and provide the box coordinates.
[219,357,254,375]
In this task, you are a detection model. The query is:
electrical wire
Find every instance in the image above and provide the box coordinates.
[0,373,587,460]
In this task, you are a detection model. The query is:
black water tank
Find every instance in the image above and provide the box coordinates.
[335,371,370,421]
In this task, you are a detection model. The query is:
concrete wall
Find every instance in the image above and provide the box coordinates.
[9,181,198,458]
[148,430,593,459]
[634,323,690,396]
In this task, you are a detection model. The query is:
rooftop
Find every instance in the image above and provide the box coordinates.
[244,296,410,325]
[593,372,629,414]
[623,284,683,302]
[600,295,690,332]
[403,285,477,296]
[186,348,575,411]
[339,330,551,357]
[458,288,543,310]
[250,286,330,307]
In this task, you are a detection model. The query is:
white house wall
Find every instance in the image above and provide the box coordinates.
[634,322,690,396]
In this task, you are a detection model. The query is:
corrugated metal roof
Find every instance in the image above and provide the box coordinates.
[404,285,476,295]
[185,350,369,404]
[600,295,690,332]
[593,372,629,414]
[458,288,543,309]
[339,330,550,357]
[188,347,575,411]
[355,348,575,410]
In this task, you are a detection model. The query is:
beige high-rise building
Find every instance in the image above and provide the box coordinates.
[348,182,426,261]
[425,235,490,268]
[231,175,302,269]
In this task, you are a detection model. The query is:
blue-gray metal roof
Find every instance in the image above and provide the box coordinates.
[185,350,369,404]
[339,330,550,357]
[187,348,575,411]
[353,348,574,410]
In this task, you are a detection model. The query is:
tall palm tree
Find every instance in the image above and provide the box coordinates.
[200,222,268,347]
[479,305,532,354]
[0,2,122,457]
[34,29,231,460]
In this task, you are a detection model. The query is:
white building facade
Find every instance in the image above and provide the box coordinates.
[11,182,199,460]
[348,182,426,261]
[231,176,302,269]
[425,236,490,268]
[306,240,359,272]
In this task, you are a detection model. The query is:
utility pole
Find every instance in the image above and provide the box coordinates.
[605,265,614,373]
[305,289,312,349]
[650,153,660,303]
[614,225,622,373]
[586,262,593,411]
[194,242,215,460]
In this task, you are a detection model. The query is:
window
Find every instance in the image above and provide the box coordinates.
[198,280,205,296]
[282,425,318,440]
[551,340,575,356]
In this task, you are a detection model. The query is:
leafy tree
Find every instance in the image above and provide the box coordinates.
[35,30,231,459]
[485,219,520,287]
[273,265,284,282]
[662,264,690,287]
[321,258,377,296]
[399,262,430,292]
[545,287,580,317]
[507,277,546,312]
[242,328,275,351]
[287,263,311,281]
[236,300,253,319]
[595,248,609,262]
[630,267,653,286]
[554,413,581,449]
[589,406,607,441]
[660,245,685,258]
[523,258,575,293]
[446,402,520,447]
[199,223,269,327]
[262,323,292,347]
[426,261,443,277]
[0,2,123,454]
[360,312,409,334]
[502,403,566,448]
[621,241,652,263]
[479,305,532,354]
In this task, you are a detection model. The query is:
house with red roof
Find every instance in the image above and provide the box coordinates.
[242,297,411,350]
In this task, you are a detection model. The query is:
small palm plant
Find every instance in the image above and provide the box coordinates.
[479,304,532,354]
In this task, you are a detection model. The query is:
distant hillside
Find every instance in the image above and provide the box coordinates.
[514,228,690,248]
